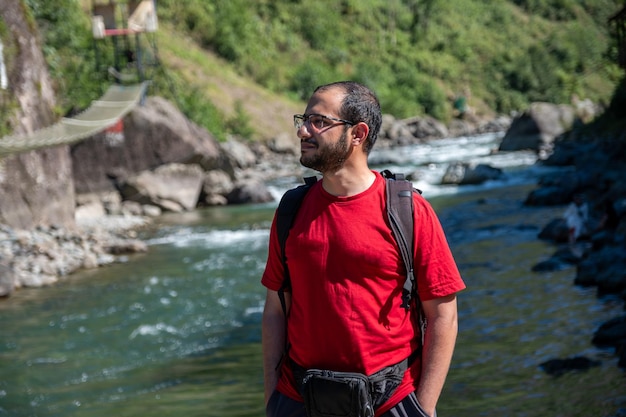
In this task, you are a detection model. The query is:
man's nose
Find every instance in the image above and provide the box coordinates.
[297,123,311,140]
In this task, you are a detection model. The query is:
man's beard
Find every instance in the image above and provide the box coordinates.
[300,128,351,173]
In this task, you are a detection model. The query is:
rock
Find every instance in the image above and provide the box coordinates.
[0,263,15,297]
[531,246,586,272]
[0,4,75,231]
[381,116,416,146]
[539,356,601,376]
[572,95,602,123]
[220,137,257,171]
[592,315,626,348]
[268,132,298,155]
[575,257,600,287]
[16,270,58,288]
[141,204,162,217]
[575,246,626,295]
[405,115,449,140]
[379,114,456,147]
[538,218,569,242]
[82,252,99,269]
[499,102,576,155]
[203,194,228,206]
[77,214,148,233]
[524,186,572,206]
[71,96,225,194]
[200,169,235,206]
[227,180,274,204]
[118,163,205,211]
[447,119,476,138]
[531,257,567,272]
[121,200,144,216]
[441,162,503,185]
[0,217,151,291]
[541,140,598,167]
[477,115,512,134]
[103,238,148,255]
[75,201,106,221]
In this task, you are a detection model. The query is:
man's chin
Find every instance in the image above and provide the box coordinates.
[300,156,319,170]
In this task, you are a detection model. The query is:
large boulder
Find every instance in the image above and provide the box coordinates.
[71,96,226,194]
[118,163,205,212]
[499,102,576,156]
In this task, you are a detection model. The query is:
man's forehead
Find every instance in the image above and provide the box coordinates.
[306,88,344,112]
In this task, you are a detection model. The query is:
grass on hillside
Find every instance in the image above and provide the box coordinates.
[4,0,624,144]
[153,25,303,142]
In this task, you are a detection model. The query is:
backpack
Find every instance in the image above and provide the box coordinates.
[275,170,420,316]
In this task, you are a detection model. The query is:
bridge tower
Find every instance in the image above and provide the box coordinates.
[90,0,159,83]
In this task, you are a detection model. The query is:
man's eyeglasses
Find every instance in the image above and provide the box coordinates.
[293,114,354,131]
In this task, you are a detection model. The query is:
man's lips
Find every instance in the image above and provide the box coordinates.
[300,140,318,151]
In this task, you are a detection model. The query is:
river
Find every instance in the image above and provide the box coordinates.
[1,133,624,417]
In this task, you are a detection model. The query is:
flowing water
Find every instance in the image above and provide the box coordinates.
[1,133,624,417]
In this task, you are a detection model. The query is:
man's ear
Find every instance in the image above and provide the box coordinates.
[351,122,369,146]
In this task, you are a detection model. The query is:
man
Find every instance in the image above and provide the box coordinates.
[262,81,465,417]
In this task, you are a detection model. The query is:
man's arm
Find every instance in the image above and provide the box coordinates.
[415,294,459,416]
[262,289,290,404]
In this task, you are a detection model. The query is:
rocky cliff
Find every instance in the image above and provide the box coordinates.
[0,1,75,229]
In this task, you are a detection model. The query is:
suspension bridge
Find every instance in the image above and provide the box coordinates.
[0,82,149,157]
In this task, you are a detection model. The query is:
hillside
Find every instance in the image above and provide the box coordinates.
[2,0,624,142]
[155,26,303,141]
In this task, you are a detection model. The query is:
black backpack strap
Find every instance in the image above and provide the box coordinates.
[276,176,318,316]
[273,176,317,368]
[383,172,416,310]
[382,170,427,348]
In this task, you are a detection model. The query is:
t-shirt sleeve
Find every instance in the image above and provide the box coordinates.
[413,194,465,301]
[261,212,286,292]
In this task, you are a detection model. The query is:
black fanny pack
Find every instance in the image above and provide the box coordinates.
[301,369,374,417]
[292,352,418,417]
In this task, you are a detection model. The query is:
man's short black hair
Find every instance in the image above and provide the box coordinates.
[314,81,382,154]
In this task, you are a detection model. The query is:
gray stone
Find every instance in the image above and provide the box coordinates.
[119,163,204,211]
[441,162,503,185]
[499,102,576,154]
[71,96,224,194]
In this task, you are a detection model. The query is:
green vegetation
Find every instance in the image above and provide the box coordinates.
[0,18,15,138]
[155,0,621,117]
[4,0,625,141]
[23,0,110,112]
[569,77,626,155]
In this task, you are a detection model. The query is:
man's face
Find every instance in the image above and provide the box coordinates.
[298,88,353,174]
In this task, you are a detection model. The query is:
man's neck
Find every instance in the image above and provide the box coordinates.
[321,166,376,197]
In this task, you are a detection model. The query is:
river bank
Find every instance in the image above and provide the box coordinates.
[524,129,626,371]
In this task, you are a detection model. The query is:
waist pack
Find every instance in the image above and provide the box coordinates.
[292,353,417,417]
[301,369,374,417]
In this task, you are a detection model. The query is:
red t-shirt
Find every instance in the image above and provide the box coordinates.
[262,171,465,415]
